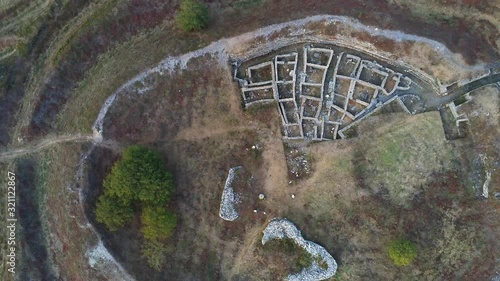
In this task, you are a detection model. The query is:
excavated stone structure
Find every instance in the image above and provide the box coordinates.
[235,43,425,141]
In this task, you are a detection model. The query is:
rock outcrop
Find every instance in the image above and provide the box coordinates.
[262,218,337,281]
[219,166,242,221]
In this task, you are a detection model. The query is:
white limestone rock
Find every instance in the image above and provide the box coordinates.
[262,218,337,281]
[219,166,242,221]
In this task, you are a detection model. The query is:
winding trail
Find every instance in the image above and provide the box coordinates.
[0,134,120,162]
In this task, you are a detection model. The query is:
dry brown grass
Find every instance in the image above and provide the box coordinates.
[86,50,499,280]
[456,86,500,196]
[32,143,99,280]
[82,55,288,279]
[275,111,498,280]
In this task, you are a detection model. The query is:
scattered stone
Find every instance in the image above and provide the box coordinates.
[219,167,242,221]
[286,147,312,180]
[291,194,295,199]
[262,218,337,281]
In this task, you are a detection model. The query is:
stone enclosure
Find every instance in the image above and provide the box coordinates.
[234,43,438,140]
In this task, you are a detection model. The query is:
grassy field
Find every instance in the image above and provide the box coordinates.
[282,112,496,280]
[353,113,458,205]
[55,20,207,134]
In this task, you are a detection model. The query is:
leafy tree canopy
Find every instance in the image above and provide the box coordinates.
[176,0,209,32]
[95,145,177,270]
[141,239,171,271]
[388,238,417,266]
[141,206,177,241]
[102,145,174,206]
[95,194,134,231]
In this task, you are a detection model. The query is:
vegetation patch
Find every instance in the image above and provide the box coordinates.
[387,238,417,266]
[262,238,316,274]
[176,0,209,32]
[95,145,177,270]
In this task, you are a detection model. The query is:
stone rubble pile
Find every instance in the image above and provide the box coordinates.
[262,218,337,281]
[219,166,242,221]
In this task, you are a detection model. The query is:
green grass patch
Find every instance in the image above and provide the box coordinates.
[332,153,353,174]
[355,113,458,205]
[378,139,402,171]
[205,251,218,281]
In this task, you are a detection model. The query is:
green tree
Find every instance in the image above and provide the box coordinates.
[141,206,177,241]
[102,145,174,206]
[176,0,209,32]
[95,145,178,270]
[95,194,134,231]
[141,239,172,271]
[388,238,417,266]
[95,145,174,231]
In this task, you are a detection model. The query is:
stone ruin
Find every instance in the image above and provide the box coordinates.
[439,93,471,140]
[262,218,337,281]
[235,44,419,141]
[219,166,242,221]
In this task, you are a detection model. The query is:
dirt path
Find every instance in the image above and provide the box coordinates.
[438,73,500,106]
[0,134,97,161]
[173,124,257,142]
